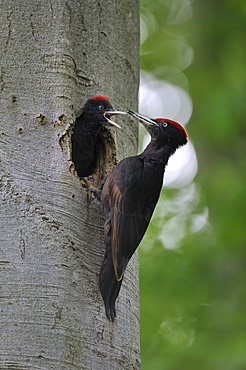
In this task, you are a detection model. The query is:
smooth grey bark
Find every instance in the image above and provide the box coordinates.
[0,1,140,369]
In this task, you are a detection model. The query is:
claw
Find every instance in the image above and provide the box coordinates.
[80,177,94,202]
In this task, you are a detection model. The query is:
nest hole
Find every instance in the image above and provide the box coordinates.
[71,126,117,190]
[92,127,117,187]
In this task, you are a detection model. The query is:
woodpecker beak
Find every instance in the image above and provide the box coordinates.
[104,111,127,128]
[128,110,159,127]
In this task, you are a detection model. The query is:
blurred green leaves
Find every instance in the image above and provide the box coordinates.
[139,1,246,369]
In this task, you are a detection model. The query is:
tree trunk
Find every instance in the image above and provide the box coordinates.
[0,1,140,369]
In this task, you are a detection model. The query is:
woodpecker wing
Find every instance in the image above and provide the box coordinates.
[102,156,163,281]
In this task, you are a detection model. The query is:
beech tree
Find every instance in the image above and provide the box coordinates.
[0,0,140,368]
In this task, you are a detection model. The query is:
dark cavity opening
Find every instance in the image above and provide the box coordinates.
[92,127,117,187]
[72,126,117,189]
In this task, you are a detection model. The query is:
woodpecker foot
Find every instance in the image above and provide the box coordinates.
[90,186,102,201]
[80,176,95,202]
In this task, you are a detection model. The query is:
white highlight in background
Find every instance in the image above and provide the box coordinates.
[139,72,198,188]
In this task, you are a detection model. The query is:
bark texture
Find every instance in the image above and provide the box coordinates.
[0,0,140,369]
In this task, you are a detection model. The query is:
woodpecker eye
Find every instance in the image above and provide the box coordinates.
[98,105,104,110]
[162,122,168,128]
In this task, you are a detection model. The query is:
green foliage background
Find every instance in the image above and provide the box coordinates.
[139,1,246,369]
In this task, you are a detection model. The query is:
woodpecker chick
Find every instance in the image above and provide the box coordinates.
[72,95,125,178]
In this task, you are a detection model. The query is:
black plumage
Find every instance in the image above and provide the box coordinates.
[72,95,124,178]
[99,110,188,320]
